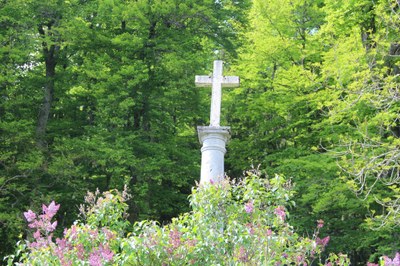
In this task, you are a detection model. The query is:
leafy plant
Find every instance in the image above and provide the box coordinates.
[6,171,353,265]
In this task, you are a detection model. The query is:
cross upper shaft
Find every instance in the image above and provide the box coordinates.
[195,60,240,126]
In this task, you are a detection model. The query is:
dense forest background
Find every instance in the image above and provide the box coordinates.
[1,0,399,264]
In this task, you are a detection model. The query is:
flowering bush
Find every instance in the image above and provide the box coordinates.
[119,171,340,265]
[6,171,356,265]
[6,189,129,266]
[366,253,400,266]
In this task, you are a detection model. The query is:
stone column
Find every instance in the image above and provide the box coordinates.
[197,126,230,184]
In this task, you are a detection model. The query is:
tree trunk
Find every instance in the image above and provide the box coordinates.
[36,25,58,149]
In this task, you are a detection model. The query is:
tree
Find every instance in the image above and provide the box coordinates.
[321,0,400,227]
[316,0,400,258]
[226,0,399,263]
[0,0,250,258]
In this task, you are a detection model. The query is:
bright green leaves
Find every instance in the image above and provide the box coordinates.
[227,0,328,176]
[226,0,400,262]
[321,28,367,88]
[319,1,400,236]
[80,188,131,232]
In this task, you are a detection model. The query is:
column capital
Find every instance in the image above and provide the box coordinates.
[197,126,231,144]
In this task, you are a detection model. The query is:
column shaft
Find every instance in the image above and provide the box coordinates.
[197,126,230,184]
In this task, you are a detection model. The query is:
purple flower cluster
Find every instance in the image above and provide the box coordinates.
[88,244,114,266]
[382,252,400,266]
[19,177,396,266]
[245,223,255,235]
[56,226,115,265]
[169,229,182,249]
[316,236,330,247]
[236,246,249,263]
[23,201,60,248]
[274,206,286,220]
[23,201,116,265]
[244,200,254,214]
[317,219,324,229]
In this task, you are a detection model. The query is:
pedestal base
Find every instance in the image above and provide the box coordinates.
[197,126,231,184]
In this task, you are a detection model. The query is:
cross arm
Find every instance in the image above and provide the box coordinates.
[222,76,240,87]
[195,75,212,87]
[195,75,240,88]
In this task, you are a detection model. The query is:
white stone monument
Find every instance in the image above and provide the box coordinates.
[195,60,239,184]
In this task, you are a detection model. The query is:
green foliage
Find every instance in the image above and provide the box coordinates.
[8,172,349,265]
[2,0,400,264]
[225,0,400,264]
[121,172,327,265]
[6,190,129,265]
[316,0,400,247]
[0,0,250,258]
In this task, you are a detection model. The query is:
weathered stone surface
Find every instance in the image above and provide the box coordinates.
[195,60,239,127]
[197,126,230,184]
[195,60,239,184]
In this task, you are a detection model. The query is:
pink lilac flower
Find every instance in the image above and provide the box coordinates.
[29,242,39,249]
[42,201,60,219]
[237,246,249,262]
[383,256,392,265]
[169,229,181,249]
[24,210,36,222]
[244,200,254,214]
[185,239,197,247]
[245,223,254,234]
[102,228,116,240]
[68,225,78,240]
[55,238,68,250]
[89,250,102,266]
[29,236,51,249]
[28,219,43,229]
[383,253,400,265]
[316,236,330,247]
[367,263,378,266]
[89,229,98,240]
[76,244,85,260]
[54,245,65,260]
[46,221,58,232]
[266,229,273,236]
[33,230,41,239]
[99,244,114,261]
[274,206,286,220]
[393,253,400,265]
[317,219,324,229]
[296,255,302,263]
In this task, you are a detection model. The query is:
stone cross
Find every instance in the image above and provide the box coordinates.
[195,60,240,184]
[195,60,240,126]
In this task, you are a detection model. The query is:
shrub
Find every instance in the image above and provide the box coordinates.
[7,171,351,265]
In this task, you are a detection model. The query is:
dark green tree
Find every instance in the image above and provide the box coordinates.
[0,0,250,258]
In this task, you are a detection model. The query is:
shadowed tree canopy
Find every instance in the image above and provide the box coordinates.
[0,0,250,258]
